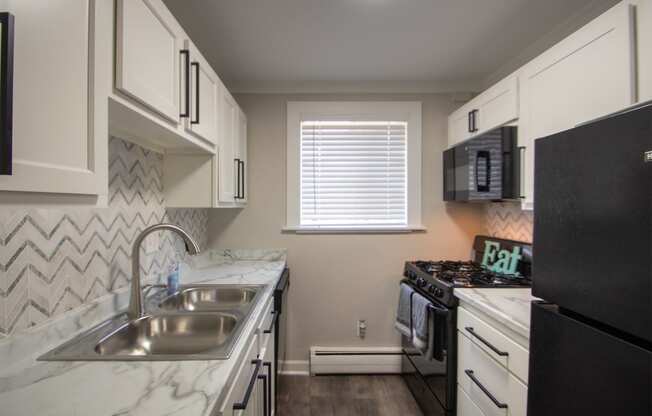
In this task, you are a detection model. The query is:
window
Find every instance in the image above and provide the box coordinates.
[286,102,423,232]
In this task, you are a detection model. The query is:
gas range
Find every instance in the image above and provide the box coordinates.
[403,258,531,307]
[400,236,532,416]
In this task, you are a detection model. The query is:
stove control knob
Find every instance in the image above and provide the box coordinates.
[434,288,444,297]
[427,284,436,294]
[416,277,427,288]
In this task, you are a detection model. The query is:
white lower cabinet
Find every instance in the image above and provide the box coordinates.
[457,306,529,416]
[457,385,488,416]
[218,297,276,416]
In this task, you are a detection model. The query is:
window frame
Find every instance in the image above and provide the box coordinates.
[285,101,423,233]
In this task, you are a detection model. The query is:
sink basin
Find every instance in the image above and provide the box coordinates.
[159,286,259,312]
[95,313,237,356]
[38,284,266,361]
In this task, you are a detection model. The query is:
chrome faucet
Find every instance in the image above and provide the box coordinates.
[128,224,200,320]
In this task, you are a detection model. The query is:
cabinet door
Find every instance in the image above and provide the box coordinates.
[475,76,519,134]
[0,0,107,196]
[448,105,473,147]
[184,40,219,146]
[262,327,276,416]
[218,88,238,203]
[116,0,181,123]
[235,109,248,205]
[218,336,260,416]
[519,2,635,209]
[635,0,652,102]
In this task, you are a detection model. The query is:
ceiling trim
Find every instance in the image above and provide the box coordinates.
[225,80,482,95]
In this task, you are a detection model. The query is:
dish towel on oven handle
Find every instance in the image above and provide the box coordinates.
[395,284,447,361]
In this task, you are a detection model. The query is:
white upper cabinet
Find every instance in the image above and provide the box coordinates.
[0,0,108,197]
[235,109,248,205]
[115,0,181,123]
[634,0,652,102]
[448,75,519,148]
[474,76,519,135]
[183,40,220,146]
[519,2,635,209]
[217,87,239,204]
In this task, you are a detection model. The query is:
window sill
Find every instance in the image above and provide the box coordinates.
[281,226,427,234]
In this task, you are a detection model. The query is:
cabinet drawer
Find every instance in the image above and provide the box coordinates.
[257,296,275,356]
[458,384,487,416]
[216,332,260,416]
[458,307,529,383]
[458,331,527,416]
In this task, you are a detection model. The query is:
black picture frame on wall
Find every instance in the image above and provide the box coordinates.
[0,12,14,175]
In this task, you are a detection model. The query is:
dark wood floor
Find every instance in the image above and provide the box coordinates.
[277,374,424,416]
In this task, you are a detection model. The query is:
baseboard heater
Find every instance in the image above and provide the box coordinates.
[309,346,404,375]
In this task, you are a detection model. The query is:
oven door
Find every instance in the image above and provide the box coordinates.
[402,298,456,415]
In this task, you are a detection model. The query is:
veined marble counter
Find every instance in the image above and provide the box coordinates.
[454,288,539,339]
[0,249,287,416]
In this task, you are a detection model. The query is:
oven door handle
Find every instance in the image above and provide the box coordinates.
[427,302,449,362]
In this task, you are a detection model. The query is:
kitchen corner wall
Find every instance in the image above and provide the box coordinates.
[0,137,208,337]
[207,93,487,366]
[485,203,534,242]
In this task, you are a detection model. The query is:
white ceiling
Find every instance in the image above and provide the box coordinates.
[163,0,615,92]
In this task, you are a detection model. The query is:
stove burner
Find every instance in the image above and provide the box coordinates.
[413,260,530,287]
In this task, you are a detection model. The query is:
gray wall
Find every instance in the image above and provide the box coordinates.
[207,93,487,365]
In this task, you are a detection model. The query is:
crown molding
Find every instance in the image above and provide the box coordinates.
[225,80,482,95]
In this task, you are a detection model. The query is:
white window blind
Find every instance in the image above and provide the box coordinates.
[300,120,408,228]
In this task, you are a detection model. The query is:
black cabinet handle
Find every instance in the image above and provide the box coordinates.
[518,146,526,199]
[465,327,508,356]
[471,109,479,132]
[464,369,508,409]
[191,62,200,124]
[239,160,245,200]
[263,311,277,334]
[234,158,241,199]
[468,111,474,133]
[179,50,190,118]
[233,359,262,410]
[263,362,272,416]
[258,372,268,416]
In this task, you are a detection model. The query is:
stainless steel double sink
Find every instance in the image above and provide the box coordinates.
[39,284,265,361]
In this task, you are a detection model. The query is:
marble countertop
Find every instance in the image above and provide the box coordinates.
[454,288,539,339]
[0,249,287,416]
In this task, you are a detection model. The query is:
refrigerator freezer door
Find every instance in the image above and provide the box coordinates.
[533,104,652,343]
[528,302,651,416]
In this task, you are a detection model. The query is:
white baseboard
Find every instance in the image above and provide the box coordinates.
[309,346,403,375]
[279,360,310,375]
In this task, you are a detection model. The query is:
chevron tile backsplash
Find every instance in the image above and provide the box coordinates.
[485,203,533,243]
[0,138,208,337]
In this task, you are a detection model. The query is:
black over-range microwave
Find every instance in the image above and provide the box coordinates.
[443,126,521,201]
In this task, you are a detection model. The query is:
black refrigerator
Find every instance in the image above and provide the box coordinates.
[529,103,652,416]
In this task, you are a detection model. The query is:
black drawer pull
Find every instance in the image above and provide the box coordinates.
[233,359,262,410]
[263,311,277,334]
[258,373,268,416]
[263,362,272,416]
[465,327,509,356]
[464,369,508,409]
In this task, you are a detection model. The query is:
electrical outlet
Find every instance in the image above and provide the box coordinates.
[357,320,367,339]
